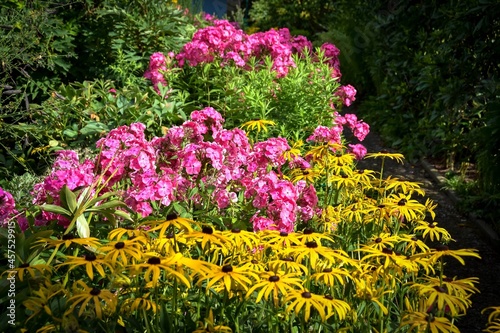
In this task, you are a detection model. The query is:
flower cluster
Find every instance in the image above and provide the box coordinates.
[32,107,318,232]
[32,151,95,226]
[144,19,343,84]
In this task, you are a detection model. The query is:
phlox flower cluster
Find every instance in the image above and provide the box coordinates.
[0,187,27,230]
[306,113,370,160]
[144,19,345,88]
[32,150,95,227]
[32,107,318,232]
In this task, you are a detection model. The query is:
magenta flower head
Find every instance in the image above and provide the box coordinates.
[348,143,368,160]
[0,187,17,225]
[335,85,357,107]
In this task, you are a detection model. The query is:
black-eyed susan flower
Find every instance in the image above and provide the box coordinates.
[310,266,351,287]
[144,215,194,237]
[289,167,322,184]
[246,271,303,303]
[66,281,116,319]
[425,244,481,266]
[284,241,356,270]
[409,282,471,316]
[387,193,426,222]
[296,227,334,245]
[56,252,113,280]
[328,173,356,189]
[108,226,149,241]
[401,312,460,333]
[483,306,500,333]
[268,256,308,274]
[260,230,302,249]
[200,264,258,293]
[319,205,340,232]
[422,275,479,299]
[241,119,276,133]
[222,228,260,251]
[366,232,401,251]
[383,177,425,196]
[322,294,351,320]
[99,238,145,267]
[351,168,376,186]
[365,151,405,164]
[359,246,417,272]
[282,140,303,162]
[399,234,430,255]
[5,261,52,282]
[193,309,233,333]
[183,225,228,251]
[306,143,343,163]
[122,293,158,314]
[23,280,63,322]
[131,252,191,288]
[414,221,452,242]
[353,275,390,315]
[240,258,267,273]
[285,290,327,322]
[34,234,101,251]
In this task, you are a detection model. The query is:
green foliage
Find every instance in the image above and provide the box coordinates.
[248,0,335,38]
[165,52,341,140]
[74,0,199,85]
[319,0,500,229]
[0,80,184,179]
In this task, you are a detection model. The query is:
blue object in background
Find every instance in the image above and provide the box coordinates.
[202,0,227,17]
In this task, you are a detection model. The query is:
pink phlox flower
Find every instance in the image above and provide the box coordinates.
[200,141,225,170]
[251,137,290,169]
[353,121,370,141]
[251,214,277,232]
[190,107,224,136]
[348,143,368,160]
[180,144,202,176]
[0,187,17,226]
[306,125,343,144]
[335,85,357,107]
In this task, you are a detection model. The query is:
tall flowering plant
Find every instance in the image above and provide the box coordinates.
[143,19,357,139]
[31,107,318,234]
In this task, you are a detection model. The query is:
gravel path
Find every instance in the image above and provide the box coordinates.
[357,131,500,332]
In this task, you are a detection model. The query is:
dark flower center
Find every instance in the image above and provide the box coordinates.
[433,286,447,293]
[85,253,97,261]
[411,236,418,242]
[147,257,161,265]
[301,291,312,299]
[166,213,178,221]
[382,248,393,255]
[282,257,294,262]
[222,265,233,273]
[202,226,213,235]
[90,288,101,296]
[428,223,436,228]
[280,231,288,237]
[375,237,382,243]
[323,268,332,273]
[251,259,258,264]
[269,275,280,282]
[435,244,449,251]
[341,174,349,178]
[398,199,407,206]
[114,242,125,249]
[231,228,241,233]
[324,295,334,300]
[303,228,313,235]
[305,241,318,248]
[166,233,174,239]
[357,169,365,174]
[378,204,386,209]
[62,234,75,240]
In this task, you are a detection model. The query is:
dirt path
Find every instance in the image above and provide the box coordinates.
[357,131,500,332]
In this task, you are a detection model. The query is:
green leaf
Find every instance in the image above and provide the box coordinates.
[76,215,90,238]
[40,204,71,217]
[61,185,77,213]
